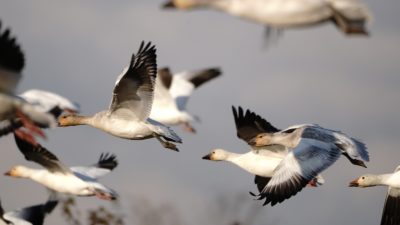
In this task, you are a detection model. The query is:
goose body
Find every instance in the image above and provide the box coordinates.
[163,0,371,35]
[204,148,283,177]
[350,166,400,225]
[5,135,118,200]
[58,42,182,151]
[84,111,175,141]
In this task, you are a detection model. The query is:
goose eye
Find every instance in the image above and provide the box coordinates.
[361,177,365,179]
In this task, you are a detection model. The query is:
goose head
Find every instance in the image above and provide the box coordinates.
[249,133,273,147]
[4,165,31,178]
[349,174,378,187]
[202,149,230,161]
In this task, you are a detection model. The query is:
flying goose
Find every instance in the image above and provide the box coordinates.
[150,67,221,133]
[202,106,324,199]
[58,42,182,151]
[0,89,80,139]
[349,165,400,225]
[0,195,58,225]
[5,134,118,200]
[162,0,371,36]
[19,89,80,116]
[0,21,56,146]
[248,119,369,205]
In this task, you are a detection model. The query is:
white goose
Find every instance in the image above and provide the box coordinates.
[203,106,324,199]
[150,67,221,133]
[349,165,400,225]
[19,89,80,116]
[247,117,369,206]
[0,21,56,146]
[58,42,182,151]
[0,89,80,139]
[162,0,371,36]
[0,195,58,225]
[5,134,118,201]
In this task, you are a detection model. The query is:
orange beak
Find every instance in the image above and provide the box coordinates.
[349,179,359,187]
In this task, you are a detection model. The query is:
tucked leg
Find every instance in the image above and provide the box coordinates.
[153,134,179,152]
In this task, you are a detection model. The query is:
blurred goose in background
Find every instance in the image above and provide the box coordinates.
[0,195,58,225]
[0,21,56,146]
[203,106,324,198]
[162,0,371,36]
[349,165,400,225]
[150,67,221,133]
[0,89,80,139]
[248,120,369,206]
[58,42,182,151]
[19,89,80,116]
[5,134,119,201]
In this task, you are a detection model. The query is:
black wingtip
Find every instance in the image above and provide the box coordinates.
[0,21,25,72]
[97,153,118,170]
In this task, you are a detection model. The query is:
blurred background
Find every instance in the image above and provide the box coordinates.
[1,0,400,224]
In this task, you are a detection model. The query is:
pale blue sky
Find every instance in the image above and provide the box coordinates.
[1,1,400,224]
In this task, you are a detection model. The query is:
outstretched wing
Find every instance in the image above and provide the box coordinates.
[169,68,221,111]
[109,41,157,121]
[232,106,280,144]
[19,89,80,115]
[0,21,24,94]
[258,139,340,206]
[14,134,70,173]
[3,194,58,225]
[71,153,118,181]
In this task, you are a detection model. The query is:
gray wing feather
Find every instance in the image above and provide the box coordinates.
[109,41,157,121]
[258,140,341,206]
[0,21,24,94]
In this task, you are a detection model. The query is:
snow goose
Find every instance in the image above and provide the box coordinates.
[58,42,182,151]
[248,120,369,205]
[349,165,400,225]
[5,134,118,200]
[0,195,58,225]
[202,106,324,198]
[150,67,221,133]
[0,89,80,139]
[0,21,56,146]
[162,0,371,36]
[19,89,80,116]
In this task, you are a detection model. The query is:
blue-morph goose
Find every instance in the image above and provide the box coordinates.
[249,119,369,206]
[150,67,221,133]
[5,134,118,201]
[58,42,182,151]
[162,0,371,36]
[350,165,400,225]
[0,195,58,225]
[0,89,80,139]
[202,106,324,197]
[0,21,56,146]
